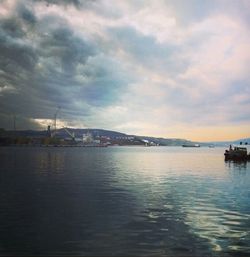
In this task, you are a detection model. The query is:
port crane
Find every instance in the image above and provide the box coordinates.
[50,106,61,137]
[63,127,75,141]
[54,106,61,135]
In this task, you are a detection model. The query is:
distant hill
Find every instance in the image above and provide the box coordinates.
[135,135,196,146]
[204,138,250,146]
[0,128,194,146]
[0,128,127,138]
[56,128,128,138]
[232,138,250,145]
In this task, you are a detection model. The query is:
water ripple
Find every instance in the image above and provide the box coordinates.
[0,146,250,256]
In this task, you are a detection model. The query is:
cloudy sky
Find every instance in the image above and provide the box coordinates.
[0,0,249,141]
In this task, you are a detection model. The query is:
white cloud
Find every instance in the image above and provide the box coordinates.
[0,0,16,17]
[179,15,250,90]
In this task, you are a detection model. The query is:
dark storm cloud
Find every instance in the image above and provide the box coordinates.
[0,30,37,71]
[32,0,97,8]
[0,12,38,94]
[0,113,42,130]
[39,26,94,74]
[79,55,130,106]
[0,14,95,122]
[0,3,39,74]
[0,1,132,129]
[34,19,129,107]
[17,5,37,25]
[33,0,80,7]
[108,26,187,75]
[0,18,25,38]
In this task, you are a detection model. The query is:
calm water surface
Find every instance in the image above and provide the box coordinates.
[0,146,250,256]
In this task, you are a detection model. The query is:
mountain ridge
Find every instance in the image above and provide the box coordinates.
[0,128,249,146]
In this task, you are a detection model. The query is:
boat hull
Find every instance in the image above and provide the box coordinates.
[224,150,250,161]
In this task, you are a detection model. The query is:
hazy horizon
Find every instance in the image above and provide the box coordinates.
[0,0,249,141]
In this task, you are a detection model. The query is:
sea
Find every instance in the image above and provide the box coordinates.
[0,146,250,256]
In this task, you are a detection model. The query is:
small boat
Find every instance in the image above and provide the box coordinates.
[182,144,200,147]
[224,146,250,161]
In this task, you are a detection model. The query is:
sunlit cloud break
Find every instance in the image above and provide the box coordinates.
[0,0,249,141]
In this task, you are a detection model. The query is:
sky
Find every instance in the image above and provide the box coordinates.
[0,0,249,141]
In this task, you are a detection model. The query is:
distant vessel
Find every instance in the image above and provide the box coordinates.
[182,144,200,147]
[224,146,250,161]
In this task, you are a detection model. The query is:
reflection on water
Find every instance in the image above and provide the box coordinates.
[183,200,250,252]
[0,146,249,256]
[225,160,248,171]
[36,151,66,174]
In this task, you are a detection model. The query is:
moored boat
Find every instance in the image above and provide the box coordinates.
[224,145,250,161]
[182,144,200,147]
